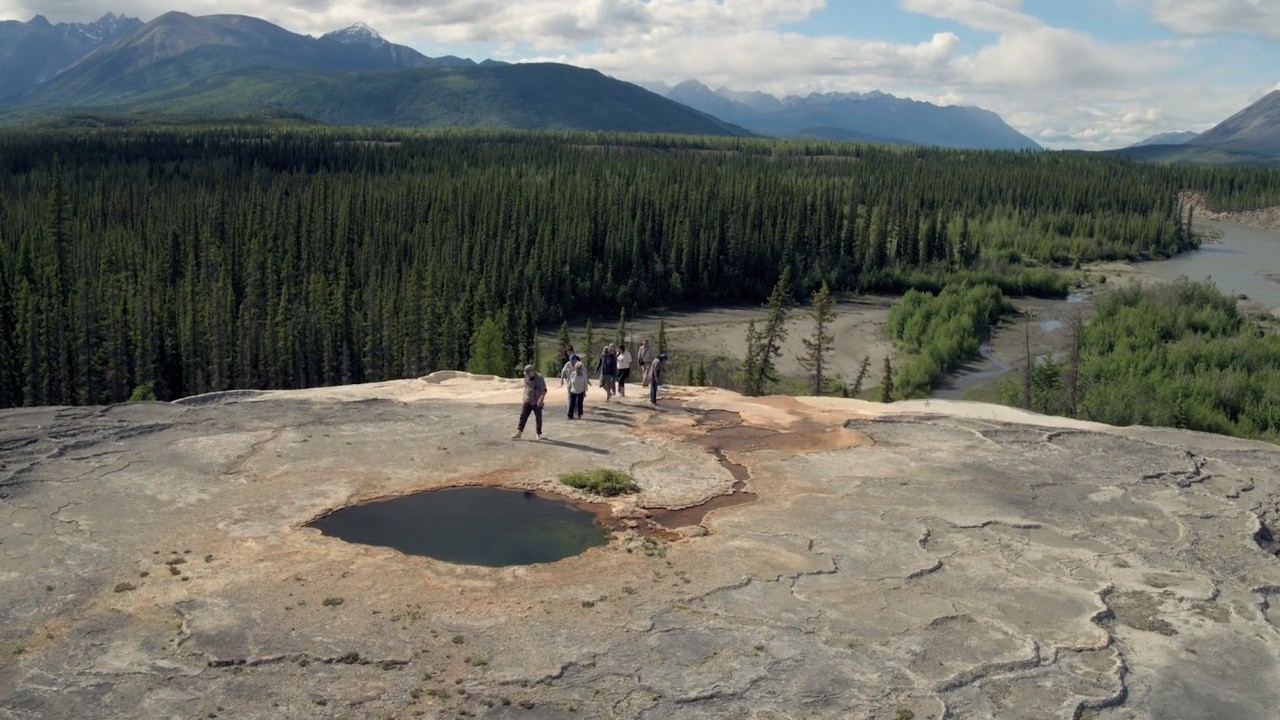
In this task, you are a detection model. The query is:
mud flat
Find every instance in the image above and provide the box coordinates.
[2,375,1279,719]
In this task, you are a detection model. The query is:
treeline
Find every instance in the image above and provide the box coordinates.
[1004,279,1280,441]
[0,126,1275,406]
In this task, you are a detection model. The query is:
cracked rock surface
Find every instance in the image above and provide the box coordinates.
[2,375,1279,719]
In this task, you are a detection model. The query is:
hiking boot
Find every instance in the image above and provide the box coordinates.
[511,430,522,440]
[536,432,544,440]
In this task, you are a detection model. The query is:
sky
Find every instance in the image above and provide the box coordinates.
[10,0,1280,149]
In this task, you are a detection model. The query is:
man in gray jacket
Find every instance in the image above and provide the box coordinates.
[513,364,547,440]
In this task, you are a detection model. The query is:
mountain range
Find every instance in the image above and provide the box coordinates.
[0,10,1038,147]
[1116,91,1280,165]
[0,12,142,100]
[0,11,744,136]
[658,80,1042,150]
[4,10,1278,160]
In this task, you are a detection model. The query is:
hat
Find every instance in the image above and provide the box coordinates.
[524,364,535,373]
[658,353,668,361]
[569,354,579,362]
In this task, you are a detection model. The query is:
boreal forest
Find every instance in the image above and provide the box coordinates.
[3,126,1280,407]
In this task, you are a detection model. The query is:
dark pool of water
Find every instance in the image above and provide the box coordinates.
[309,486,609,566]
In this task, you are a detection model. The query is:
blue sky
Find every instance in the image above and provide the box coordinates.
[9,0,1280,149]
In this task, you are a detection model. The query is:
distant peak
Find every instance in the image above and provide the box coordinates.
[321,21,386,45]
[670,79,713,94]
[29,14,52,27]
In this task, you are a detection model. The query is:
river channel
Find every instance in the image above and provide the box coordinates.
[934,219,1280,398]
[1135,220,1280,309]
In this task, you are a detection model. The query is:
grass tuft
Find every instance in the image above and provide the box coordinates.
[559,468,640,496]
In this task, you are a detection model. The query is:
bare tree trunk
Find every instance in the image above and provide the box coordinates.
[1066,308,1082,418]
[1021,317,1032,411]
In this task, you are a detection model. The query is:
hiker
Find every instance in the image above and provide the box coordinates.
[560,355,589,419]
[636,338,656,374]
[616,342,633,397]
[512,364,547,440]
[596,343,618,401]
[644,352,666,405]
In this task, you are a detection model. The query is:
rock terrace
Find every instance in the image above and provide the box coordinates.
[1,373,1278,719]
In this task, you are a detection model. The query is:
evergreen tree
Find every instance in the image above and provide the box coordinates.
[583,319,594,371]
[740,319,762,395]
[551,320,571,375]
[798,281,836,395]
[657,316,668,353]
[851,355,871,395]
[881,356,894,403]
[745,267,794,396]
[467,317,508,376]
[616,307,628,347]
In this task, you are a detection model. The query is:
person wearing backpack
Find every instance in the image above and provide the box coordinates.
[596,344,618,401]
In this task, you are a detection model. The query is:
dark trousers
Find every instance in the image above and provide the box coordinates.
[617,368,630,393]
[568,391,585,417]
[649,378,659,404]
[518,403,543,433]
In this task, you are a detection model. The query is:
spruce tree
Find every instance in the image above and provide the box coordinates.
[467,317,508,376]
[880,356,894,403]
[747,267,793,396]
[852,355,871,395]
[616,307,628,347]
[798,281,835,396]
[740,319,762,395]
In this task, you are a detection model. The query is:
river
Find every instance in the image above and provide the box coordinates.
[934,220,1280,398]
[1135,220,1280,309]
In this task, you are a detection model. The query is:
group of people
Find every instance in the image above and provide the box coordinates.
[512,337,667,440]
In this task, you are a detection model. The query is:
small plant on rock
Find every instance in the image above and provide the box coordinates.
[559,469,640,496]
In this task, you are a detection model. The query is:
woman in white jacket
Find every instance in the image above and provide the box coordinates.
[560,356,590,418]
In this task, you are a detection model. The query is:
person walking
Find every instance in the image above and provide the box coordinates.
[596,344,618,401]
[636,338,656,376]
[644,352,666,405]
[616,343,633,397]
[560,355,589,418]
[512,364,547,440]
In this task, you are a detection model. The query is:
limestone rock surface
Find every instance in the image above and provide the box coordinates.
[1,375,1278,719]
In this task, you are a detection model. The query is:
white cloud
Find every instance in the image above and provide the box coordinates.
[962,26,1172,88]
[899,0,1040,33]
[554,30,962,93]
[1150,0,1280,39]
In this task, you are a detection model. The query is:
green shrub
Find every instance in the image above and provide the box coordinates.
[128,381,156,402]
[559,469,640,496]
